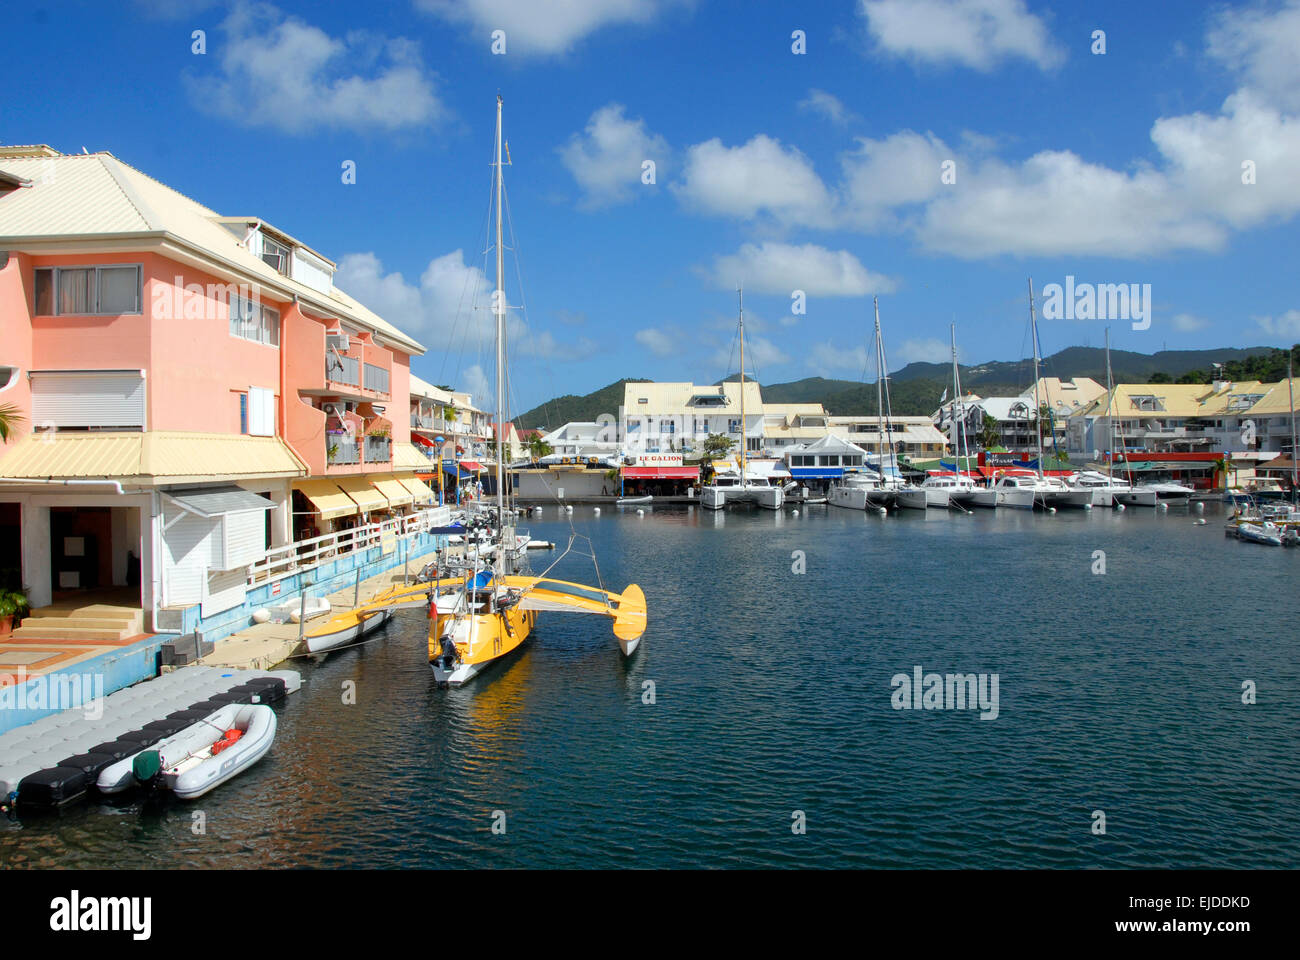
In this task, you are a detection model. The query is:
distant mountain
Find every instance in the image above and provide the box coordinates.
[514,346,1286,425]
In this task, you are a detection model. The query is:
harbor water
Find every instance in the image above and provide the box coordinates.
[3,502,1298,868]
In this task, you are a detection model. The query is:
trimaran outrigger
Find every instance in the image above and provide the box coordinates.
[395,96,645,685]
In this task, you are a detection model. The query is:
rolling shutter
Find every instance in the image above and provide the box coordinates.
[30,370,145,429]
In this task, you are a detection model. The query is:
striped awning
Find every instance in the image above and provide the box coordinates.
[294,478,358,521]
[371,476,414,509]
[336,476,389,513]
[396,473,436,503]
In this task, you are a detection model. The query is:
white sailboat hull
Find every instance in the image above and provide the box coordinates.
[997,488,1036,510]
[969,489,999,509]
[702,484,783,510]
[305,607,392,654]
[1116,488,1159,507]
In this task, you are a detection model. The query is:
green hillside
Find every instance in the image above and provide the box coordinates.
[513,345,1297,426]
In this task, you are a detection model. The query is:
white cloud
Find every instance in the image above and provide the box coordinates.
[461,364,492,411]
[337,250,577,362]
[417,0,688,56]
[798,89,854,126]
[1208,0,1300,111]
[858,0,1064,72]
[1171,313,1210,332]
[186,3,442,134]
[634,327,677,356]
[336,250,491,349]
[893,337,950,366]
[1257,309,1300,339]
[839,130,951,230]
[559,103,669,208]
[807,340,871,376]
[708,242,895,297]
[712,334,789,374]
[674,135,836,228]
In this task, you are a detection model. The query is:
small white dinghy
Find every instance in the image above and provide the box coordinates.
[97,704,276,800]
[263,595,331,623]
[303,604,393,654]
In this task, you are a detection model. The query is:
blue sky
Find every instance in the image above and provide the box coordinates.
[4,0,1299,415]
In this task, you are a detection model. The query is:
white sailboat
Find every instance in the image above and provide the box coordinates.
[1067,328,1125,507]
[831,297,910,511]
[1020,279,1071,510]
[426,96,647,685]
[701,288,782,511]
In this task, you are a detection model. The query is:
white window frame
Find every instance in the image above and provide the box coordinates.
[261,235,291,276]
[228,292,281,347]
[33,264,143,316]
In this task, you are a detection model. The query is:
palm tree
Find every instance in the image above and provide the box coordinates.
[0,403,24,443]
[526,435,553,462]
[977,414,1000,450]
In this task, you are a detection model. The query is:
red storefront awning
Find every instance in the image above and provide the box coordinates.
[461,460,483,471]
[623,466,699,479]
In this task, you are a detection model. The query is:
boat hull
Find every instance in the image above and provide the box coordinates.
[429,605,536,685]
[96,704,276,799]
[996,488,1035,510]
[968,489,998,509]
[304,606,392,654]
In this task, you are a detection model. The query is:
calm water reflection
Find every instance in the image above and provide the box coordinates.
[3,502,1298,868]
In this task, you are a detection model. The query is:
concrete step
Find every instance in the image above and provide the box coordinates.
[17,616,137,631]
[8,624,136,641]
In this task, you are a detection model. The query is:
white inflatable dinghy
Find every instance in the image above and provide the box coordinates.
[97,704,276,800]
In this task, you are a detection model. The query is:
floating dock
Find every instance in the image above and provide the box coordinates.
[0,666,301,806]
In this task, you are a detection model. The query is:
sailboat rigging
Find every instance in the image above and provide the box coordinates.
[421,96,647,684]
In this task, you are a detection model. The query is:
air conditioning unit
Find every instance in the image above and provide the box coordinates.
[327,333,350,352]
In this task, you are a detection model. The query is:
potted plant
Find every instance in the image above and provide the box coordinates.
[0,588,29,637]
[367,426,390,438]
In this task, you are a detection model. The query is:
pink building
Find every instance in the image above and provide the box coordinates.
[0,146,438,635]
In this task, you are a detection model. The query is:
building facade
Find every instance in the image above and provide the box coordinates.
[0,146,443,638]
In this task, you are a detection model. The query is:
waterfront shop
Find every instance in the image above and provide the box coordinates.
[620,454,698,498]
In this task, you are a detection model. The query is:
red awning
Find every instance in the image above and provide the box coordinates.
[461,461,483,471]
[411,433,438,449]
[622,467,699,479]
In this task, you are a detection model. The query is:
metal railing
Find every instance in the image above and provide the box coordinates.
[364,363,390,394]
[248,505,452,587]
[327,438,360,464]
[326,354,360,386]
[364,436,391,461]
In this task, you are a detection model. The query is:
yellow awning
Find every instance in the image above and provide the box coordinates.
[336,476,389,513]
[395,472,435,503]
[392,441,431,469]
[371,475,414,508]
[294,478,358,521]
[0,431,306,484]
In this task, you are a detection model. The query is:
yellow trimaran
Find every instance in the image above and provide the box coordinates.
[320,96,647,685]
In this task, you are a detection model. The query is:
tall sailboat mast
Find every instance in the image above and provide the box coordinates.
[493,94,506,538]
[738,285,746,483]
[1290,353,1297,502]
[1105,327,1114,483]
[874,297,885,477]
[1028,278,1044,479]
[950,323,966,471]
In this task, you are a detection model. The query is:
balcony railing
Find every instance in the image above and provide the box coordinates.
[365,436,391,461]
[248,505,452,587]
[363,363,390,394]
[326,354,360,386]
[327,438,360,465]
